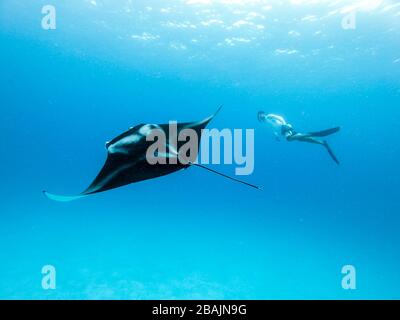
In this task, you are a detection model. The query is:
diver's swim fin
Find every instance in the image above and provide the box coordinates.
[308,127,341,137]
[323,141,340,165]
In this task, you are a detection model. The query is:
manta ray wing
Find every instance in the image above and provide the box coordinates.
[42,191,86,202]
[43,108,220,202]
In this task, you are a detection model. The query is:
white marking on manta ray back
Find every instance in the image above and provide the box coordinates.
[108,134,141,154]
[108,124,162,155]
[139,124,161,135]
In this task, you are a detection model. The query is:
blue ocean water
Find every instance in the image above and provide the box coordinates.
[1,0,400,299]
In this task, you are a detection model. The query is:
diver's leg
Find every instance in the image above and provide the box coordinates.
[288,134,325,145]
[291,127,341,139]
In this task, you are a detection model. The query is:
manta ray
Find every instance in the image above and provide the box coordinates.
[43,107,259,201]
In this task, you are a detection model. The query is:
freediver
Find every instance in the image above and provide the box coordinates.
[258,111,341,165]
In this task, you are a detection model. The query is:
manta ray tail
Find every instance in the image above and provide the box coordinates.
[191,163,261,190]
[42,191,87,202]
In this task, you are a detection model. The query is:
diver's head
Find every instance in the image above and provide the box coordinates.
[257,111,267,122]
